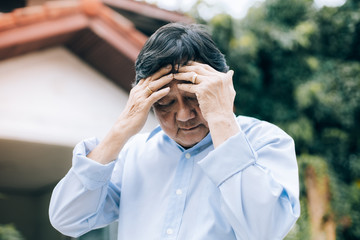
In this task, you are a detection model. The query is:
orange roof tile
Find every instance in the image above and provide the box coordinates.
[0,0,147,56]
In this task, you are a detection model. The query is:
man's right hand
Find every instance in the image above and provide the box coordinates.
[87,65,174,164]
[115,65,174,137]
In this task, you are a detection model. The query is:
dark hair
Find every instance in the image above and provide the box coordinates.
[134,23,229,84]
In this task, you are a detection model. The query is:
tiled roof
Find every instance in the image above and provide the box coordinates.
[0,0,147,57]
[0,0,150,91]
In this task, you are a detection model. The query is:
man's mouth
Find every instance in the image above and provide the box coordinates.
[179,125,200,131]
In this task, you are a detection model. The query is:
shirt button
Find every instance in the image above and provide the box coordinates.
[185,153,191,159]
[166,228,173,235]
[176,189,182,195]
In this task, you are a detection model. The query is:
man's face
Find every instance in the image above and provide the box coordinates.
[153,80,209,148]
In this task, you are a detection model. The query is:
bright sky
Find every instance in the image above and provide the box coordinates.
[140,0,347,20]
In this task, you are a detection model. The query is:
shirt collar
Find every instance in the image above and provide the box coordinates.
[146,125,162,142]
[146,125,213,155]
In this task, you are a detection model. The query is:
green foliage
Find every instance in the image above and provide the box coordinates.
[314,4,360,59]
[0,224,24,240]
[346,182,360,237]
[265,0,312,27]
[210,14,234,54]
[201,0,360,239]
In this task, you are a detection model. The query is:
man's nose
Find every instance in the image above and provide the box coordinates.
[176,102,195,122]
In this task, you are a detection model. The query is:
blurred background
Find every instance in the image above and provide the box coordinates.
[0,0,359,239]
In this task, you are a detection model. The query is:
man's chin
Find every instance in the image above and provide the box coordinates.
[176,125,209,148]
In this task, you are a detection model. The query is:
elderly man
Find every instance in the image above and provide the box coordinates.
[49,23,300,240]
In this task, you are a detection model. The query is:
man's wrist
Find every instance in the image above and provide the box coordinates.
[207,113,240,148]
[87,117,135,165]
[206,111,236,126]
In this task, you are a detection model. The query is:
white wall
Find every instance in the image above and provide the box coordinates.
[0,46,158,147]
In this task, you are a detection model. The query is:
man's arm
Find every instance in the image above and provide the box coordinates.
[49,66,174,236]
[176,63,299,239]
[87,66,173,164]
[49,138,121,237]
[198,119,300,239]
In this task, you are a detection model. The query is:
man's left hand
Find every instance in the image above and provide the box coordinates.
[175,62,240,148]
[175,61,235,123]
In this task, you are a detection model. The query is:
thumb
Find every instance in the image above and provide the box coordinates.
[148,87,170,105]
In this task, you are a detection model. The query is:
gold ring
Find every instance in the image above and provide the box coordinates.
[191,73,198,84]
[146,86,153,95]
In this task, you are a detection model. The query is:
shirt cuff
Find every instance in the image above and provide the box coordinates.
[198,130,257,187]
[71,137,116,190]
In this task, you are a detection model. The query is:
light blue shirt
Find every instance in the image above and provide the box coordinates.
[49,116,300,240]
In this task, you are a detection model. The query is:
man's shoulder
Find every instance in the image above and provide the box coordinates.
[236,115,292,141]
[236,115,264,132]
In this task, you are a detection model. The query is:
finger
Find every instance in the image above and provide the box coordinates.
[147,87,170,105]
[189,61,218,73]
[147,64,172,82]
[148,73,173,91]
[177,83,196,94]
[177,65,209,76]
[137,79,145,86]
[178,62,216,75]
[173,72,203,84]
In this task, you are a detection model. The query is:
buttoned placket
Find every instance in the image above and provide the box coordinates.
[161,150,194,239]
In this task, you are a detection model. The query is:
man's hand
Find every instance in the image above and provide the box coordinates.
[175,62,235,122]
[175,62,240,148]
[116,66,173,137]
[87,66,173,164]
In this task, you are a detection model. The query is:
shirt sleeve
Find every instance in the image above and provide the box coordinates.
[49,137,122,238]
[197,119,300,240]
